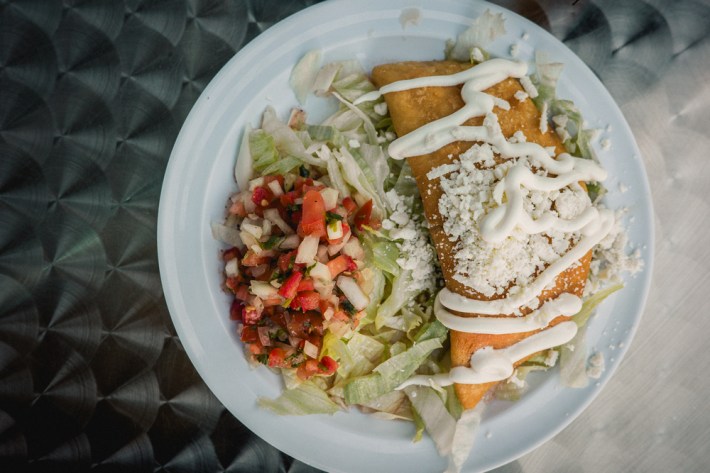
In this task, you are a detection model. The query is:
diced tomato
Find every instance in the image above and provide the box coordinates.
[318,355,338,376]
[353,199,373,231]
[286,311,323,338]
[277,250,297,272]
[279,190,299,207]
[294,177,314,193]
[251,186,272,207]
[268,309,287,328]
[229,199,247,217]
[243,305,262,325]
[240,325,259,343]
[229,300,244,321]
[267,347,287,368]
[289,210,302,228]
[225,277,239,293]
[296,278,314,292]
[301,190,326,237]
[242,251,271,267]
[262,296,283,307]
[222,247,241,262]
[342,196,357,215]
[326,254,356,278]
[278,271,303,300]
[234,284,250,302]
[332,310,350,322]
[297,359,320,380]
[248,342,265,355]
[296,356,337,379]
[296,291,320,312]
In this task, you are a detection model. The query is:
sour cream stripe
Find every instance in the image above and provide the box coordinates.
[434,292,582,334]
[397,321,579,388]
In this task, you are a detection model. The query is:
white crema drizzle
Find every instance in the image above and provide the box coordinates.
[358,58,612,387]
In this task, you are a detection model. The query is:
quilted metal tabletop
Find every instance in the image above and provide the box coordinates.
[0,0,708,472]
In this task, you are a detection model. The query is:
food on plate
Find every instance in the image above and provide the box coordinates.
[211,10,643,470]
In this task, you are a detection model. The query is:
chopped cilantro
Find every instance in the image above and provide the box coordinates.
[262,235,284,250]
[255,353,269,365]
[326,211,343,222]
[341,300,355,316]
[269,328,288,342]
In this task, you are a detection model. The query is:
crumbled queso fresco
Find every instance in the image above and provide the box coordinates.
[432,142,593,298]
[382,189,439,296]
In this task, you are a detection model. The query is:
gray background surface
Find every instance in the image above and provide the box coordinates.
[0,0,708,471]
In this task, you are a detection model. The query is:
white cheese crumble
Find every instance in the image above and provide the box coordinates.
[433,142,591,298]
[539,101,549,134]
[519,76,538,99]
[513,90,528,102]
[586,352,605,379]
[383,190,439,295]
[374,102,388,116]
[544,349,559,367]
[586,208,644,295]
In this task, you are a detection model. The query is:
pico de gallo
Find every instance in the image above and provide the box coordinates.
[222,169,380,381]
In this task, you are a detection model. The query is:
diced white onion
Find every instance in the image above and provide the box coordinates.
[279,234,301,250]
[263,208,294,235]
[239,230,258,249]
[317,244,329,263]
[258,326,272,347]
[261,218,272,237]
[251,264,268,278]
[267,180,284,197]
[250,280,279,299]
[323,307,334,321]
[241,221,263,240]
[336,275,369,311]
[248,176,264,191]
[242,192,256,213]
[319,188,339,211]
[211,222,245,250]
[303,340,319,359]
[309,262,332,282]
[341,238,364,260]
[296,234,319,264]
[314,279,334,299]
[326,219,343,240]
[225,258,240,277]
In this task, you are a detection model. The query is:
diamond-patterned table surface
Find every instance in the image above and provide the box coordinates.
[1,1,708,472]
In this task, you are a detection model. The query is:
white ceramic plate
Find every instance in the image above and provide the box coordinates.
[157,1,654,471]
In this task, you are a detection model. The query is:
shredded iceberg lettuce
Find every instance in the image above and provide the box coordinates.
[446,9,506,62]
[344,337,443,405]
[258,380,341,415]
